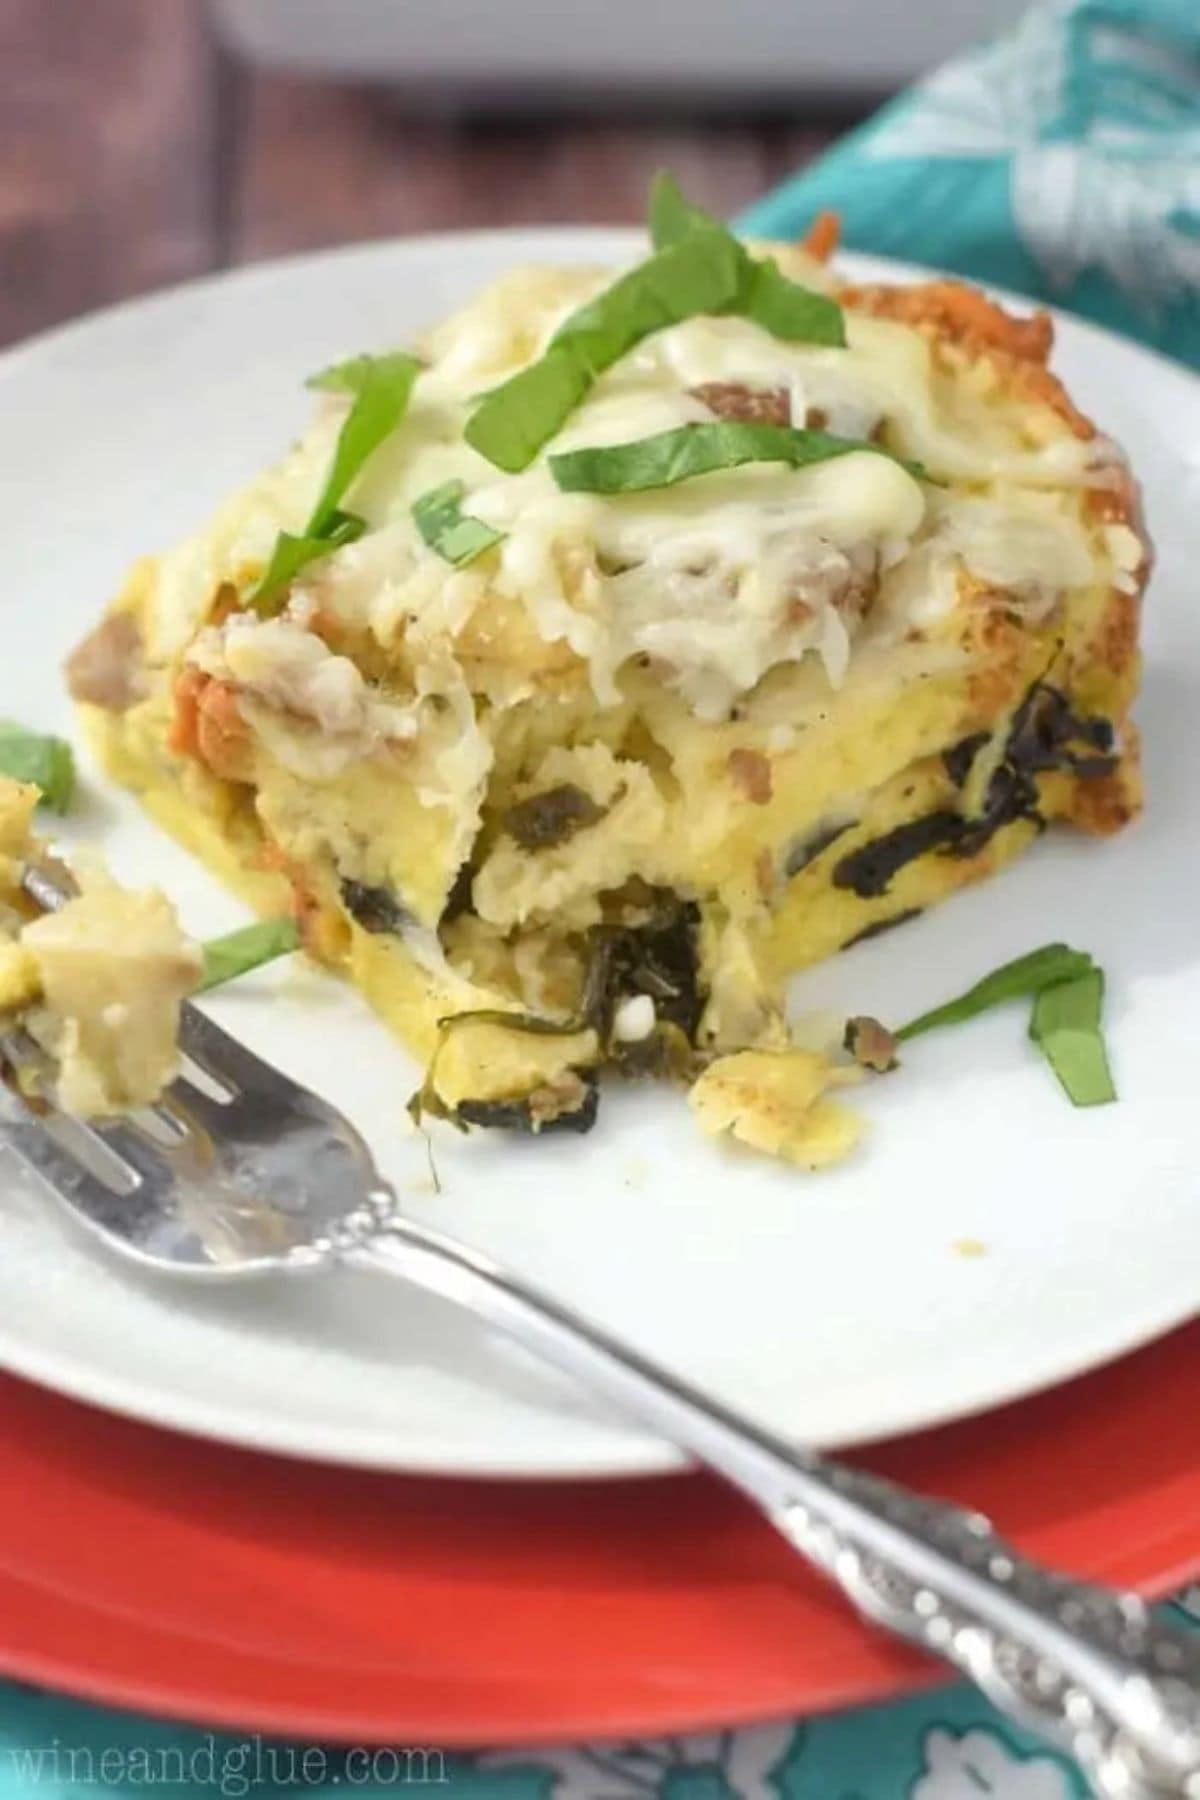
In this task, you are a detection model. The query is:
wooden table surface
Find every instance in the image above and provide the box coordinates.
[0,0,853,350]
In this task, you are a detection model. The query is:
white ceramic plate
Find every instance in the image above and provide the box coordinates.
[0,230,1197,1478]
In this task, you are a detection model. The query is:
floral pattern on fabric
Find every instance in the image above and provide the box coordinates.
[485,1724,797,1800]
[737,0,1200,365]
[910,1727,1083,1799]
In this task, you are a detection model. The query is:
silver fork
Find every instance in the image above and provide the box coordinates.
[3,868,1198,1798]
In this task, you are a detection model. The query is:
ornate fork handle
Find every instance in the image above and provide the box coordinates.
[775,1462,1200,1798]
[352,1205,1200,1799]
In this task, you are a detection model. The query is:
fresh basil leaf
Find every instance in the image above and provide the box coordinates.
[550,422,917,495]
[650,170,846,347]
[465,231,743,472]
[555,228,743,371]
[197,918,301,993]
[0,721,75,814]
[466,176,845,471]
[412,479,505,566]
[306,349,422,396]
[648,171,717,249]
[741,258,846,346]
[465,344,593,476]
[247,351,421,615]
[1028,969,1116,1107]
[895,943,1096,1043]
[306,354,378,395]
[309,351,422,535]
[247,510,366,617]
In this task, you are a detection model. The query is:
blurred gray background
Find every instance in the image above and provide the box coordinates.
[1,0,1026,348]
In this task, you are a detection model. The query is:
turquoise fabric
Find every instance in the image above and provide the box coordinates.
[2,3,1197,1792]
[737,0,1200,368]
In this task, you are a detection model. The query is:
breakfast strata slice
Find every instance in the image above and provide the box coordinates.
[68,183,1147,1162]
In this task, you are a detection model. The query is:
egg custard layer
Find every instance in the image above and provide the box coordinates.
[68,208,1148,1152]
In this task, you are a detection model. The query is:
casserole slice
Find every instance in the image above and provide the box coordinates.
[69,198,1147,1159]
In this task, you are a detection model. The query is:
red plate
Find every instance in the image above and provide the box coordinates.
[0,1323,1197,1745]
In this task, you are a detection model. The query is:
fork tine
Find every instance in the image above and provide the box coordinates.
[81,1115,187,1189]
[20,858,76,914]
[177,1002,296,1099]
[0,1078,137,1213]
[1,1026,184,1192]
[169,1067,243,1137]
[11,865,381,1259]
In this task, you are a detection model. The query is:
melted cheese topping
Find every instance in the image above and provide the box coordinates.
[155,253,1120,772]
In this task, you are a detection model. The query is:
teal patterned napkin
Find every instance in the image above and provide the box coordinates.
[737,0,1200,368]
[2,3,1198,1796]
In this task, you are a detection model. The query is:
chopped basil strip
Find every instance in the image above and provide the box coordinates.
[465,347,593,477]
[249,350,422,615]
[551,422,918,495]
[555,229,744,368]
[1028,969,1116,1107]
[307,355,380,395]
[895,944,1095,1042]
[412,479,505,566]
[466,175,843,473]
[0,721,75,813]
[648,170,713,248]
[742,258,845,344]
[465,229,743,472]
[248,510,366,614]
[649,171,846,346]
[306,349,422,396]
[307,351,422,535]
[197,918,301,993]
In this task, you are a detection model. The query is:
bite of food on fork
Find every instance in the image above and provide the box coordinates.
[0,776,200,1117]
